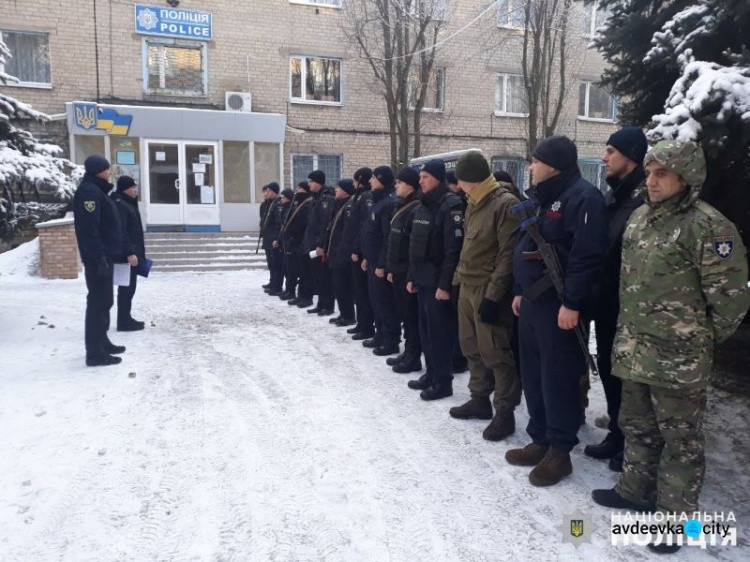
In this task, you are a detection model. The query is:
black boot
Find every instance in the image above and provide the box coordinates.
[267,288,283,296]
[117,319,145,332]
[352,331,375,341]
[392,353,422,374]
[362,337,383,349]
[317,308,335,317]
[373,343,399,356]
[347,325,362,334]
[296,298,314,308]
[102,338,126,355]
[408,373,432,390]
[279,292,295,301]
[262,283,271,290]
[584,432,624,460]
[307,306,322,314]
[386,352,406,366]
[335,317,356,327]
[288,297,301,306]
[591,488,655,512]
[609,451,624,473]
[86,354,122,367]
[420,383,453,401]
[329,315,344,325]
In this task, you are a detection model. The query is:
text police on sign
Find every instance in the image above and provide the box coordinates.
[135,4,213,41]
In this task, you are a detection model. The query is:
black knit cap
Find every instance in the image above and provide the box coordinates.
[420,159,446,183]
[354,167,373,185]
[84,154,111,176]
[396,166,420,190]
[116,175,136,192]
[446,170,457,185]
[607,126,648,165]
[308,170,326,185]
[493,170,515,186]
[373,165,395,186]
[337,179,356,196]
[281,188,294,201]
[262,182,280,194]
[455,151,491,183]
[532,135,578,171]
[296,180,311,193]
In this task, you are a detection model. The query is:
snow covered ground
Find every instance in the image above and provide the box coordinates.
[1,241,748,562]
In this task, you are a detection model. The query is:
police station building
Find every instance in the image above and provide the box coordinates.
[1,0,619,232]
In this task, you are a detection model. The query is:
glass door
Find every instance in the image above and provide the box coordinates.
[183,142,220,226]
[145,141,182,225]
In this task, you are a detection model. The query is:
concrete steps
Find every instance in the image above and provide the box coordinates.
[144,232,266,273]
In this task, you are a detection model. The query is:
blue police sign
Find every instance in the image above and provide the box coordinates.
[134,4,212,41]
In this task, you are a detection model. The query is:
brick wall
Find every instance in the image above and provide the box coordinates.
[37,219,80,279]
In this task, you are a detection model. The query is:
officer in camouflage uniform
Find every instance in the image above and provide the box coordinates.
[592,140,750,554]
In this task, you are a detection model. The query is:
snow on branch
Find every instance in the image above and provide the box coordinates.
[644,2,717,65]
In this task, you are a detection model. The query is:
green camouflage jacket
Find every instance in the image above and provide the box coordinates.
[613,141,750,389]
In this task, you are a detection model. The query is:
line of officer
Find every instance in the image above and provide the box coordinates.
[281,181,314,308]
[305,171,336,316]
[347,168,376,340]
[73,155,125,367]
[327,179,357,326]
[260,182,284,296]
[406,159,465,401]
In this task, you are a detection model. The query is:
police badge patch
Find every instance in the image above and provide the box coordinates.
[451,210,463,225]
[84,201,96,212]
[714,236,734,259]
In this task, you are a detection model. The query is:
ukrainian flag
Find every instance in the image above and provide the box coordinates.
[97,108,133,136]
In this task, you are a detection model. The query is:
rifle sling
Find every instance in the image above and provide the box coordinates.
[523,274,554,302]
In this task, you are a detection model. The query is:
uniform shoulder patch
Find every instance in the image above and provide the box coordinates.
[451,210,463,224]
[714,236,735,259]
[84,200,96,212]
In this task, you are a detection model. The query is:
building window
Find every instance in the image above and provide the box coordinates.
[144,40,206,96]
[491,156,526,193]
[224,141,252,204]
[497,0,526,29]
[495,73,527,116]
[578,158,611,195]
[254,143,282,203]
[290,56,342,104]
[291,154,343,189]
[0,30,51,87]
[578,82,617,122]
[410,0,450,21]
[409,67,445,112]
[581,0,612,37]
[289,0,342,7]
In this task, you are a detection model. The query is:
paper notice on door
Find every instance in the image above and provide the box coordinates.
[192,163,206,173]
[201,185,214,204]
[155,151,166,162]
[199,154,213,165]
[113,263,131,287]
[194,172,205,186]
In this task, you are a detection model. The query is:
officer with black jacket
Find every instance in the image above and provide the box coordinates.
[277,189,296,300]
[327,179,357,327]
[73,155,124,367]
[406,159,465,400]
[305,170,336,316]
[583,127,647,472]
[260,182,284,296]
[386,167,422,374]
[506,136,607,487]
[111,176,146,332]
[361,166,401,356]
[347,167,376,340]
[281,181,314,308]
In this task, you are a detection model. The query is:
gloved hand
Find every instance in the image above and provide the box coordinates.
[96,258,111,278]
[479,298,501,325]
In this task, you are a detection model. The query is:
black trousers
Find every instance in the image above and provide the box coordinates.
[332,266,355,319]
[594,297,624,443]
[392,272,421,355]
[84,262,114,357]
[417,285,455,386]
[265,248,284,290]
[283,251,298,295]
[351,260,374,333]
[296,252,314,300]
[367,263,401,346]
[117,266,138,326]
[518,291,585,454]
[313,257,335,310]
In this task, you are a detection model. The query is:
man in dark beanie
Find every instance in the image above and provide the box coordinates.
[583,126,647,472]
[281,181,314,308]
[305,170,336,316]
[505,135,607,486]
[360,165,401,355]
[276,189,297,300]
[406,158,465,401]
[260,182,284,296]
[326,179,358,327]
[449,151,522,440]
[346,167,376,340]
[73,155,124,366]
[494,170,523,200]
[385,167,423,373]
[111,176,146,332]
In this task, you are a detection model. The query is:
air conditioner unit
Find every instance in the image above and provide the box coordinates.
[225,91,252,112]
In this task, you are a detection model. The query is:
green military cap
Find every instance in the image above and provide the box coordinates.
[644,140,707,188]
[455,151,491,183]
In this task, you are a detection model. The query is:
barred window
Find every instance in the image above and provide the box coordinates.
[292,154,343,189]
[145,41,206,96]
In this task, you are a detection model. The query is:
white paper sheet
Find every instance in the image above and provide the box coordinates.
[201,185,214,204]
[113,263,131,287]
[155,152,166,162]
[194,172,205,186]
[192,163,206,173]
[199,154,213,165]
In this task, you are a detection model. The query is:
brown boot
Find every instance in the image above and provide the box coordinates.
[482,411,515,441]
[505,442,548,466]
[528,448,572,487]
[448,395,492,420]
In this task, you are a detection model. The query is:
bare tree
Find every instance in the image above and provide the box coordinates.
[342,0,445,168]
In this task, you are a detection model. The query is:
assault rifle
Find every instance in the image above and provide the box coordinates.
[511,200,600,378]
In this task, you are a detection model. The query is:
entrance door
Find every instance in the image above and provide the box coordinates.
[144,140,220,227]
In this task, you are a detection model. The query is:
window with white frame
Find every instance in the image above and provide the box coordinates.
[578,159,611,196]
[410,0,450,21]
[290,56,342,104]
[491,156,526,193]
[409,67,445,112]
[144,40,206,96]
[497,0,527,29]
[578,81,617,121]
[581,0,612,37]
[292,154,343,189]
[0,30,51,87]
[495,73,528,116]
[289,0,342,7]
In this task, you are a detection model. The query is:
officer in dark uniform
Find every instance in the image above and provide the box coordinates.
[260,182,284,296]
[111,175,146,332]
[73,155,124,367]
[326,179,357,327]
[505,135,607,487]
[305,170,336,316]
[386,167,422,373]
[361,165,401,356]
[407,159,465,400]
[447,169,469,375]
[281,181,314,308]
[277,189,296,300]
[348,168,376,340]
